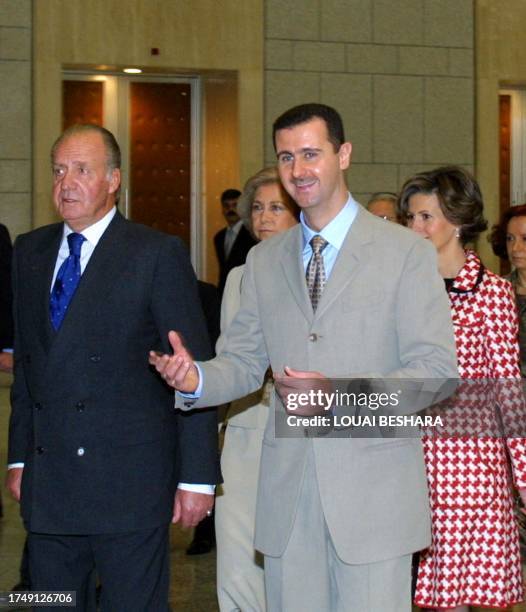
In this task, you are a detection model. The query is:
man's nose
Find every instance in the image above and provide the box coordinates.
[291,158,304,178]
[60,169,74,189]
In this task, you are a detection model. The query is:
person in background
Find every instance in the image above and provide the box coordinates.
[0,223,13,374]
[0,223,13,520]
[215,167,299,611]
[490,204,526,562]
[214,188,257,295]
[399,165,526,612]
[366,191,400,223]
[489,203,526,376]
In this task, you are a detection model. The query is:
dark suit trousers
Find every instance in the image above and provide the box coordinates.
[28,525,170,612]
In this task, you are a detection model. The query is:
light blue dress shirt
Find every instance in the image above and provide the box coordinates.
[300,192,359,277]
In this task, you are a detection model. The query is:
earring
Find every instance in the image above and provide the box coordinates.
[455,228,460,239]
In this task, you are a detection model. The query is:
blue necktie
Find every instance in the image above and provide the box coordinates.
[50,232,86,330]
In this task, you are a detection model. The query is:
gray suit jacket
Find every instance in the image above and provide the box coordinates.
[184,206,457,563]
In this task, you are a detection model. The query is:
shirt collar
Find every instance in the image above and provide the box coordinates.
[300,193,359,252]
[228,219,243,236]
[63,206,117,247]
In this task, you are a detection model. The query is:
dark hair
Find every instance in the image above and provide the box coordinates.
[272,103,345,153]
[237,167,300,229]
[220,189,242,204]
[51,124,121,172]
[397,166,488,245]
[489,203,526,260]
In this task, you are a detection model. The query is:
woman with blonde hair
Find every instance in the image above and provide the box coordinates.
[215,167,299,612]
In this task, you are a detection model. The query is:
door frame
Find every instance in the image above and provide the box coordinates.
[62,70,202,270]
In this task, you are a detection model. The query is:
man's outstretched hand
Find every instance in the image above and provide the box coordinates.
[149,331,200,393]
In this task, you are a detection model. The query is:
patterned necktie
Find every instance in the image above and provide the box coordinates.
[306,235,328,312]
[50,232,86,330]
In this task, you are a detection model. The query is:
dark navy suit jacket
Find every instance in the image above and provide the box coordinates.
[8,212,220,534]
[213,224,257,294]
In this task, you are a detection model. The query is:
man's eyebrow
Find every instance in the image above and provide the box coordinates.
[277,147,322,156]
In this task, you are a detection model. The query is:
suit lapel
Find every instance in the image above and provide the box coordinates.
[314,207,374,320]
[279,226,313,323]
[29,225,63,352]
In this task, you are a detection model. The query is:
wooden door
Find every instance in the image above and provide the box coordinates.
[62,80,103,129]
[129,82,191,245]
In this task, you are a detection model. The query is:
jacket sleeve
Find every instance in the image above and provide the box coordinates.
[150,236,221,485]
[8,237,33,464]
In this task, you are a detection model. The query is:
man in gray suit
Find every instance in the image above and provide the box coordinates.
[151,104,457,611]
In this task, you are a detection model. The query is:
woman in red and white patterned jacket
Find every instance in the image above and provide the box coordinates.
[398,165,526,612]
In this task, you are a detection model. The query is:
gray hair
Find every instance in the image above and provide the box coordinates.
[51,124,121,175]
[237,167,300,231]
[367,192,398,208]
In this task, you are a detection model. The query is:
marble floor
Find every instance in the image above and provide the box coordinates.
[1,378,525,612]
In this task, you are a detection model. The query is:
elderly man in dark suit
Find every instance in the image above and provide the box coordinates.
[214,188,257,294]
[5,125,220,612]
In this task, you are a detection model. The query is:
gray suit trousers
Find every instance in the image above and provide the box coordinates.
[264,444,412,612]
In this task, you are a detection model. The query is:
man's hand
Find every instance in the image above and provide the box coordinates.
[5,467,23,502]
[149,331,199,393]
[0,351,13,373]
[172,489,214,528]
[274,366,332,416]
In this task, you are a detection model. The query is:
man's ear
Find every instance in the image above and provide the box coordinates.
[338,142,352,170]
[108,168,121,194]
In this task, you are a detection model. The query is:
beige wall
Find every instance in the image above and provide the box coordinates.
[475,0,526,270]
[0,0,491,279]
[203,75,240,285]
[0,0,32,238]
[31,0,263,280]
[265,0,475,205]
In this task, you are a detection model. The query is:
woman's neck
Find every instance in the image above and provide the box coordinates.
[515,269,526,293]
[438,245,467,279]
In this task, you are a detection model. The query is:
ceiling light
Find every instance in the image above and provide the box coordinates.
[123,68,142,74]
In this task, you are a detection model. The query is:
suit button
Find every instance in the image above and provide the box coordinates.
[77,447,85,457]
[35,403,42,411]
[76,402,85,412]
[309,333,318,342]
[36,446,44,454]
[89,355,101,363]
